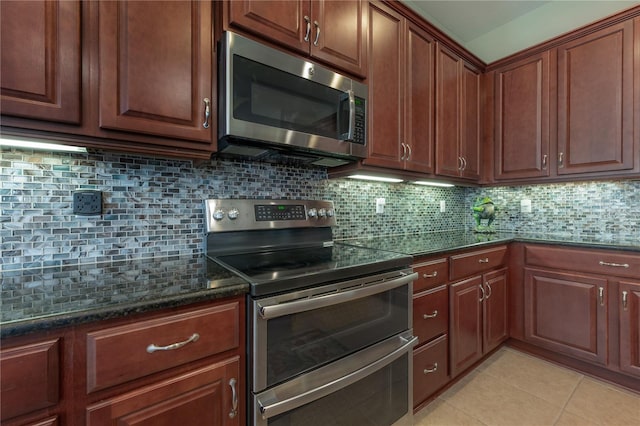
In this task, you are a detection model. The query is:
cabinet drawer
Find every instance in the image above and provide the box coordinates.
[413,334,449,407]
[526,245,640,279]
[413,285,448,344]
[1,339,60,421]
[413,258,449,292]
[450,246,508,280]
[86,302,240,393]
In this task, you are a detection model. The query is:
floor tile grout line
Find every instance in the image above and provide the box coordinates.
[552,375,585,426]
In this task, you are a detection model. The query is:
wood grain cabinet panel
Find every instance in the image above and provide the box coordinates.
[493,51,552,180]
[413,335,449,408]
[557,20,634,175]
[86,302,240,393]
[0,339,60,422]
[483,268,508,353]
[450,245,508,281]
[619,280,640,378]
[413,258,448,293]
[98,1,214,144]
[413,285,448,345]
[449,276,483,376]
[0,0,81,123]
[524,267,609,365]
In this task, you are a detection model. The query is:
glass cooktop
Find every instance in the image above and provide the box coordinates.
[211,243,412,297]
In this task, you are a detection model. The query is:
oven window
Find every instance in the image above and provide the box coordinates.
[268,355,408,426]
[266,285,409,388]
[232,55,349,139]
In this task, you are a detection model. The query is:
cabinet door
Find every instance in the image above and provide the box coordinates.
[435,44,462,178]
[557,21,634,175]
[494,52,552,180]
[98,1,213,143]
[483,268,508,353]
[619,280,640,378]
[311,0,367,77]
[524,268,609,365]
[86,357,240,426]
[362,2,404,169]
[0,0,80,124]
[449,276,483,377]
[227,0,309,55]
[404,22,436,173]
[460,63,481,180]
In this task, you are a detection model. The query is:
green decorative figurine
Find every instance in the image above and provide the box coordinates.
[472,196,497,233]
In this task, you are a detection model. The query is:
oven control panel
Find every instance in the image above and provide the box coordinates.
[205,199,336,232]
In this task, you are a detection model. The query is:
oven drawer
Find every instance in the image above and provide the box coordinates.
[413,334,449,407]
[413,258,449,292]
[86,302,240,392]
[450,246,508,280]
[413,285,448,345]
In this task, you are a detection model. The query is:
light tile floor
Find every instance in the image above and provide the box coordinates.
[414,347,640,426]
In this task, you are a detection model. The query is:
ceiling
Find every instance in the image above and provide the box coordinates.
[401,0,640,63]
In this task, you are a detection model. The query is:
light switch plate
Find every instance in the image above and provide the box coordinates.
[521,199,532,213]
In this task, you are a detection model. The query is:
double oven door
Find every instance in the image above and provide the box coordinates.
[249,268,417,426]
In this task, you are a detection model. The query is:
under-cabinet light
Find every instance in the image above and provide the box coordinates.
[0,136,88,153]
[346,174,404,183]
[412,181,455,188]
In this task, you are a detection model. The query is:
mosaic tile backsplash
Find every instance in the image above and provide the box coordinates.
[2,148,638,270]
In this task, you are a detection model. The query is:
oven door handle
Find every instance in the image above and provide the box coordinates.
[256,334,418,420]
[257,271,417,319]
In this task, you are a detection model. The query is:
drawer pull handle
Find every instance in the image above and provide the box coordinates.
[423,271,438,278]
[303,16,311,42]
[479,284,485,302]
[478,258,489,264]
[423,363,438,374]
[229,378,238,419]
[485,282,492,300]
[202,98,211,129]
[423,310,438,319]
[146,333,200,353]
[599,261,629,268]
[598,287,605,307]
[622,291,628,310]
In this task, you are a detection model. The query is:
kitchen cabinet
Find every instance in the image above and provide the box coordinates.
[225,0,367,77]
[493,51,553,180]
[619,280,640,378]
[556,20,634,175]
[0,0,81,124]
[98,1,214,144]
[435,45,481,181]
[364,2,436,173]
[449,247,508,377]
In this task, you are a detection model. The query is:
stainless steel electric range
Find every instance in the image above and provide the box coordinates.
[205,199,417,426]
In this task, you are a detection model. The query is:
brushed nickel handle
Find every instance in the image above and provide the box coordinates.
[423,363,438,374]
[622,291,628,310]
[423,310,438,319]
[542,154,548,170]
[146,333,199,353]
[598,287,605,307]
[313,20,320,46]
[461,157,467,171]
[423,271,438,278]
[202,98,211,129]
[458,157,463,170]
[400,143,407,160]
[485,282,492,300]
[229,378,238,418]
[558,152,564,168]
[479,284,485,302]
[303,16,311,42]
[599,261,630,268]
[406,144,412,161]
[478,258,489,264]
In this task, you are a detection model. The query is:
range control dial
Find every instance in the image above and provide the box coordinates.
[307,208,318,218]
[227,208,239,220]
[212,209,225,221]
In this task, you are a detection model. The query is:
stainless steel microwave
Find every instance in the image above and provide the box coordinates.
[218,31,368,167]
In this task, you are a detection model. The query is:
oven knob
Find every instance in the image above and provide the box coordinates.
[228,208,239,220]
[308,208,317,218]
[317,208,326,218]
[326,209,335,217]
[212,209,225,221]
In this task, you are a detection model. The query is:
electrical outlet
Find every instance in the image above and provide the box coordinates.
[440,200,446,213]
[73,190,102,216]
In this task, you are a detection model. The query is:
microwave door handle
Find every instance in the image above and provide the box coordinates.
[339,89,356,141]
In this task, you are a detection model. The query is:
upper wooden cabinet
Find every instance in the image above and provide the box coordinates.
[435,45,481,181]
[557,21,635,175]
[98,1,214,144]
[363,2,436,173]
[226,0,367,78]
[0,0,81,124]
[493,51,553,180]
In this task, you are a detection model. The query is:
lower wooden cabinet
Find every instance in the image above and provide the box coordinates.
[524,267,609,366]
[413,335,449,406]
[619,280,640,378]
[86,357,240,426]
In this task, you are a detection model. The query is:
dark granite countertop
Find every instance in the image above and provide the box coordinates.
[338,230,640,257]
[0,254,249,339]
